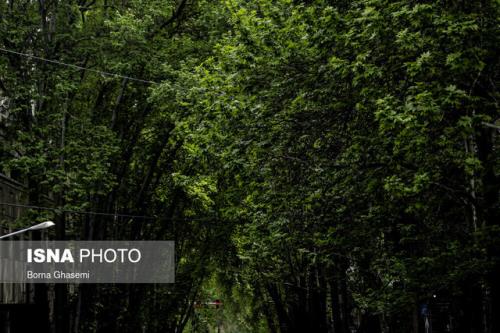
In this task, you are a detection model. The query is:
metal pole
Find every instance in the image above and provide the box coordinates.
[0,227,30,240]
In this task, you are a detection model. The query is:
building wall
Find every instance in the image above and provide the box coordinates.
[0,173,32,305]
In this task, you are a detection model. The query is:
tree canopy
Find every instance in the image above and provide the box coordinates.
[0,0,499,332]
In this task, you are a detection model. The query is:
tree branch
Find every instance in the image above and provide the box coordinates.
[482,121,500,130]
[148,0,188,38]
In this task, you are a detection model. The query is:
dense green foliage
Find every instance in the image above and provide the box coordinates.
[0,0,499,332]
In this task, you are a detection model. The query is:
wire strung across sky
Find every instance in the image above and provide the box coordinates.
[0,202,213,221]
[0,47,158,85]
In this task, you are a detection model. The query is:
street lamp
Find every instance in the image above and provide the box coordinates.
[0,221,55,240]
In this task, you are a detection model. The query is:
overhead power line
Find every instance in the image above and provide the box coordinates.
[0,47,158,85]
[0,202,212,221]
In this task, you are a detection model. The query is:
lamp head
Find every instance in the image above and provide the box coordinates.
[29,221,55,231]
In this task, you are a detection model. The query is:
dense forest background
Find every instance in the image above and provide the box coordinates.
[0,0,499,332]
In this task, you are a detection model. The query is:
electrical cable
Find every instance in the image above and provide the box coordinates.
[0,202,212,221]
[0,47,158,85]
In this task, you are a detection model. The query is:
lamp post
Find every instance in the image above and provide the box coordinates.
[0,221,54,333]
[0,221,55,240]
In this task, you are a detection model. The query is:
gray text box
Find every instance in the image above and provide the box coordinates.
[0,241,174,283]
